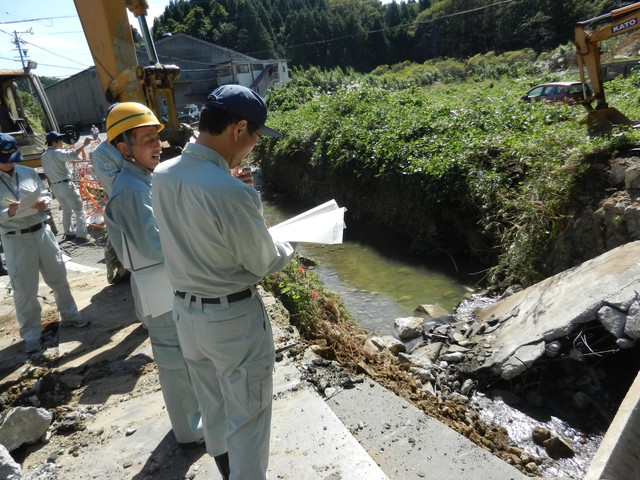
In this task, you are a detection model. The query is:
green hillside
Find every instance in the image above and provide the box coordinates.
[152,0,616,71]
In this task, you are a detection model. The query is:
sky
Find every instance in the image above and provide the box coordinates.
[0,0,172,79]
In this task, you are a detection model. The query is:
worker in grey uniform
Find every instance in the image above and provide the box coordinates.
[152,84,295,480]
[91,136,129,284]
[40,131,91,244]
[103,102,202,447]
[0,133,88,354]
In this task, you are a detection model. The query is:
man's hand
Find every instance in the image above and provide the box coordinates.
[6,201,19,217]
[232,166,254,187]
[33,198,49,212]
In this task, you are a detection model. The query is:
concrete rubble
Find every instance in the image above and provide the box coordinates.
[386,240,640,480]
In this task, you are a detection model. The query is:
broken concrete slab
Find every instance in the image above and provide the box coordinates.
[473,240,640,378]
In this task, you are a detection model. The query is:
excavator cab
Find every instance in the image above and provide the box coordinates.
[0,68,59,168]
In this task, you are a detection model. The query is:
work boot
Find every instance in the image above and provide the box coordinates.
[61,316,89,328]
[63,233,76,242]
[214,452,230,480]
[25,339,42,353]
[74,237,90,245]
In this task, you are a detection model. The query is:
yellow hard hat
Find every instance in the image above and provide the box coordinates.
[106,102,164,143]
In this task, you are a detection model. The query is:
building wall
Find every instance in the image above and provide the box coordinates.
[45,69,108,130]
[45,34,288,129]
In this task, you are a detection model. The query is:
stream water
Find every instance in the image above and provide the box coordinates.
[261,193,483,335]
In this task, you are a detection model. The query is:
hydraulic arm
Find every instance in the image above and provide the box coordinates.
[575,2,640,133]
[73,0,191,153]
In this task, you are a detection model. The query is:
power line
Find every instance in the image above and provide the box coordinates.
[0,15,76,25]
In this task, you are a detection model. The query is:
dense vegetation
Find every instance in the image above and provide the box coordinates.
[152,0,628,72]
[257,52,640,289]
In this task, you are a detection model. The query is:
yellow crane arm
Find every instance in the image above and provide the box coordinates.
[73,0,190,153]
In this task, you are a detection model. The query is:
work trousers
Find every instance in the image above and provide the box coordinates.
[131,278,202,444]
[50,181,87,238]
[104,235,128,284]
[173,286,274,480]
[1,225,80,342]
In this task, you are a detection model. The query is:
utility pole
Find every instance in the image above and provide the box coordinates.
[12,28,33,68]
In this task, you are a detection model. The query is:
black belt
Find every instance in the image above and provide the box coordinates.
[175,288,252,304]
[51,179,70,185]
[6,222,44,235]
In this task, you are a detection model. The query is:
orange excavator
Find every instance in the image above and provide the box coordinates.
[575,2,640,134]
[73,0,192,156]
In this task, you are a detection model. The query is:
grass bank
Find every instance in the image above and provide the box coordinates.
[259,62,640,289]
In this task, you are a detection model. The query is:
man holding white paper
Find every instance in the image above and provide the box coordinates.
[153,84,295,480]
[103,102,203,448]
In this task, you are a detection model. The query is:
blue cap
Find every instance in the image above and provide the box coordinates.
[46,131,66,143]
[0,133,24,164]
[204,84,282,138]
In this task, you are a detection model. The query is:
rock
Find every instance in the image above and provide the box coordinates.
[545,340,561,356]
[415,304,449,317]
[378,335,406,355]
[543,436,576,459]
[598,305,627,338]
[393,316,424,340]
[0,406,52,452]
[532,426,551,446]
[363,338,383,356]
[499,342,545,380]
[0,444,21,479]
[440,351,465,363]
[397,346,433,369]
[460,378,476,396]
[624,300,640,340]
[409,367,435,382]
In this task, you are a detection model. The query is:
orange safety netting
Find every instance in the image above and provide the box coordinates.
[69,142,106,227]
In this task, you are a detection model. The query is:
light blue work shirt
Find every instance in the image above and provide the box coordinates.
[0,166,51,235]
[91,141,123,197]
[152,142,295,297]
[40,147,81,184]
[104,161,163,266]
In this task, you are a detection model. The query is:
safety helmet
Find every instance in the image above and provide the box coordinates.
[106,102,164,143]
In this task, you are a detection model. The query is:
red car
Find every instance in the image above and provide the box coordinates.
[521,82,593,104]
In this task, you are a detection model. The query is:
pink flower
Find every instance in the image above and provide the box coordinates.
[297,266,305,274]
[311,291,318,298]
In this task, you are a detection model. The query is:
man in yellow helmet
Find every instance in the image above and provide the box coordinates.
[103,102,202,447]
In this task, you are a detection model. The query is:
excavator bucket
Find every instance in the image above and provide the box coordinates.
[586,107,636,135]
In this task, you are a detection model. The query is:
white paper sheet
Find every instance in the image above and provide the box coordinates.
[10,190,42,219]
[121,232,173,318]
[119,199,347,317]
[268,199,346,244]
